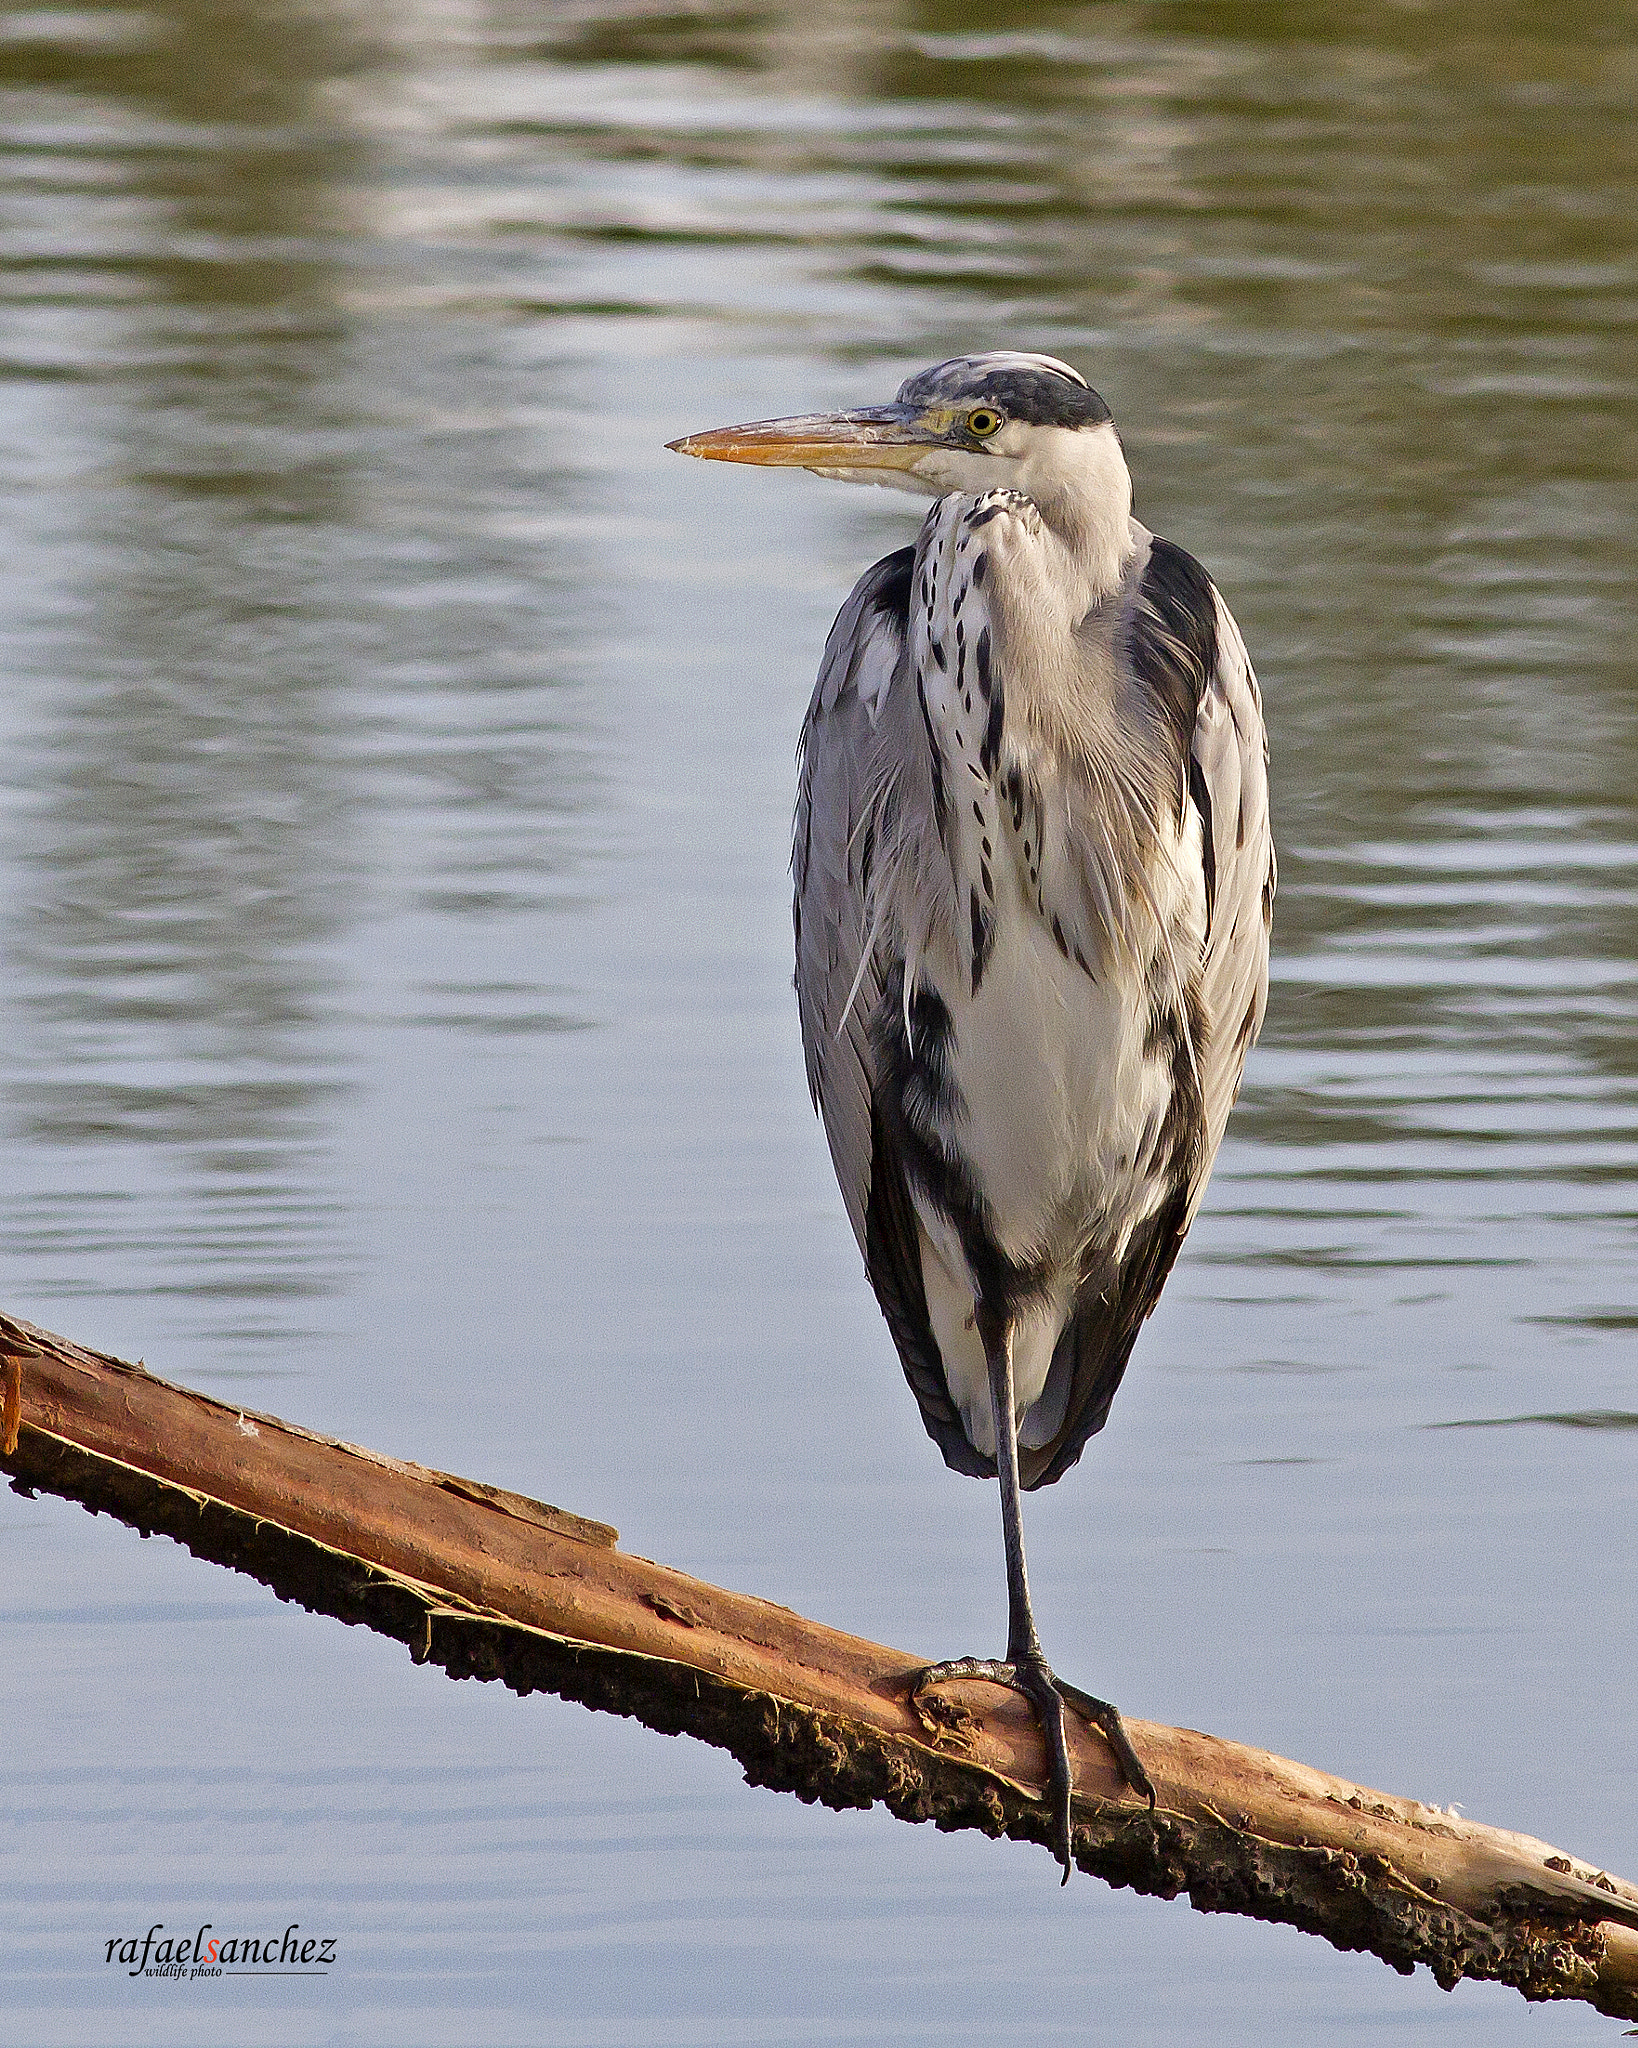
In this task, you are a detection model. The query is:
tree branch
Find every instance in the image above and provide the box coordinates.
[2,1309,1634,2021]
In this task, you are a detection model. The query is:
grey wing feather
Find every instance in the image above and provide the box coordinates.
[792,547,912,1256]
[1186,591,1274,1222]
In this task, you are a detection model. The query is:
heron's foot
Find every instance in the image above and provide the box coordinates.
[1011,1653,1076,1882]
[911,1654,1074,1880]
[911,1657,1156,1885]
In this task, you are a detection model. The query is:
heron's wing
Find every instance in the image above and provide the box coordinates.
[793,546,911,1254]
[794,545,989,1477]
[1185,588,1275,1219]
[1020,543,1274,1492]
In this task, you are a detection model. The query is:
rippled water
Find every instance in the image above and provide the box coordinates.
[1,4,1634,2043]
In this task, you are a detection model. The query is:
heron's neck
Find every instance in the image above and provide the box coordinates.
[1015,423,1138,610]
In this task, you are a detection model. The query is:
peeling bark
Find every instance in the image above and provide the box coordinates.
[1,1309,1634,2021]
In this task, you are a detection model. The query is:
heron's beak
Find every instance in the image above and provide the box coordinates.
[666,405,939,473]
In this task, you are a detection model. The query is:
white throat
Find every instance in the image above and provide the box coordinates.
[901,420,1135,609]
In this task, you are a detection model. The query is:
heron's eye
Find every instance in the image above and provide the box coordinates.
[966,408,1002,439]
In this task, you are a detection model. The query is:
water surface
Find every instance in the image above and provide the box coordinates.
[1,3,1634,2042]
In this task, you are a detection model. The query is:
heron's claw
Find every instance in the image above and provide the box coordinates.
[1055,1677,1157,1810]
[1011,1654,1075,1882]
[912,1656,1152,1883]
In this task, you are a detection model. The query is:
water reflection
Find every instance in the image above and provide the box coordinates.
[0,0,602,1352]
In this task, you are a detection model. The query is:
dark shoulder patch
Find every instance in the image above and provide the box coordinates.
[1130,536,1219,772]
[866,545,915,631]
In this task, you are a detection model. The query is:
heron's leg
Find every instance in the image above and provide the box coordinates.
[982,1305,1075,1880]
[976,1307,1044,1668]
[987,1308,1156,1817]
[911,1307,1155,1880]
[910,1308,1073,1877]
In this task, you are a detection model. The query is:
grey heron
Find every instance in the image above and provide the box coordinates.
[669,352,1274,1880]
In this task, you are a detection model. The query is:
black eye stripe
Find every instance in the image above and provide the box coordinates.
[900,359,1113,429]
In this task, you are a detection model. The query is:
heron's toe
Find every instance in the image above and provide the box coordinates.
[1011,1655,1076,1882]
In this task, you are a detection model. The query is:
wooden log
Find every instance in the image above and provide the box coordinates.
[1,1307,1634,2020]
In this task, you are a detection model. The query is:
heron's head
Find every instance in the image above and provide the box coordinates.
[668,353,1129,542]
